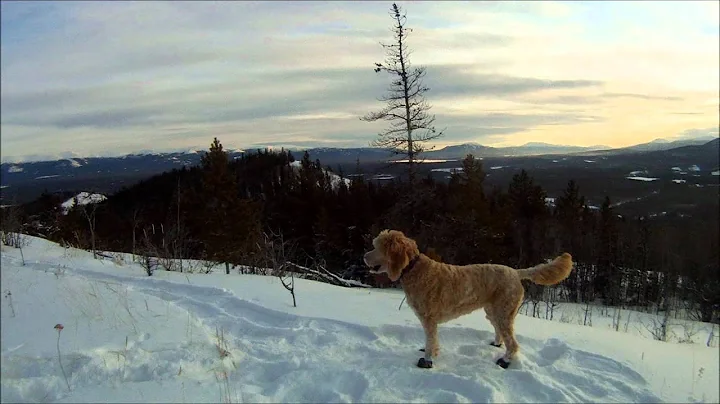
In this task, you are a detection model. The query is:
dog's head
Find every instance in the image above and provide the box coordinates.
[363,229,419,282]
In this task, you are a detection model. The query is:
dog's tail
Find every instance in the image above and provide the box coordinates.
[517,253,573,286]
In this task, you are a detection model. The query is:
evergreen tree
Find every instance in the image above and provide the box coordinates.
[507,169,548,266]
[596,196,621,304]
[199,138,261,272]
[554,180,586,302]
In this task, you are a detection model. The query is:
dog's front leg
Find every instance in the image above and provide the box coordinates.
[418,319,438,369]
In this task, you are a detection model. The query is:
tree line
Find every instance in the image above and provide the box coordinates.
[5,137,718,324]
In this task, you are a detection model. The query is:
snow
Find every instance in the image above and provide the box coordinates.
[36,175,61,180]
[688,165,701,172]
[1,239,718,403]
[60,192,108,215]
[584,160,596,163]
[490,166,506,170]
[544,197,556,207]
[712,170,719,176]
[672,179,687,184]
[626,177,658,182]
[430,168,463,173]
[0,185,8,189]
[628,170,649,177]
[289,161,351,188]
[67,159,83,168]
[671,167,683,172]
[392,159,457,163]
[7,166,23,173]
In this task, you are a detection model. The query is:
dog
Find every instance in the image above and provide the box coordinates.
[363,229,573,369]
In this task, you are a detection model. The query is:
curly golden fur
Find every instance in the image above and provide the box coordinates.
[364,229,573,368]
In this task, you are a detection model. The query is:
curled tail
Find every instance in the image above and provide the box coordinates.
[517,253,573,286]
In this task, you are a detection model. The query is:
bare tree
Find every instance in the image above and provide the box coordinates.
[643,308,671,341]
[1,202,30,265]
[130,206,143,260]
[544,286,560,321]
[138,228,159,276]
[583,301,593,327]
[361,2,444,183]
[75,195,100,259]
[258,230,298,307]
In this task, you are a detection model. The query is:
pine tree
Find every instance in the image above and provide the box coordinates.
[554,180,586,302]
[596,196,620,304]
[199,138,260,272]
[361,2,444,183]
[507,169,548,266]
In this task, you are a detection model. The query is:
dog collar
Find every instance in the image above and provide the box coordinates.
[398,255,421,281]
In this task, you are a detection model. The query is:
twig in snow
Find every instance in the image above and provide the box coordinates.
[54,324,71,391]
[4,290,15,317]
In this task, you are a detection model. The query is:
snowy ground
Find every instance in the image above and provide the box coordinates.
[1,236,718,403]
[60,192,108,215]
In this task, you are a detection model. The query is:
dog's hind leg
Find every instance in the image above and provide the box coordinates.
[485,311,504,348]
[493,298,523,369]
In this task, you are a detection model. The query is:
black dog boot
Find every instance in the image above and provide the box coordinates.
[417,357,433,368]
[496,357,510,369]
[489,342,503,348]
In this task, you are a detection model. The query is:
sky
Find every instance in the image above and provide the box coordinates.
[1,1,718,163]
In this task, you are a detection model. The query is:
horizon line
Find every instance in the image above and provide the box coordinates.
[1,135,717,165]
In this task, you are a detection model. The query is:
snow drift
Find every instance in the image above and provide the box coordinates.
[1,236,717,403]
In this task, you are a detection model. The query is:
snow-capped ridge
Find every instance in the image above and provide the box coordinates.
[60,192,107,214]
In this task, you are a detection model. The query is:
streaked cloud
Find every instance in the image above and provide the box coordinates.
[1,1,717,162]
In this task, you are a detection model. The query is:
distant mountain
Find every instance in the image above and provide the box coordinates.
[3,137,717,198]
[303,142,609,163]
[612,136,717,153]
[495,142,610,157]
[424,143,502,160]
[0,150,258,192]
[644,137,720,161]
[301,147,394,167]
[418,142,610,160]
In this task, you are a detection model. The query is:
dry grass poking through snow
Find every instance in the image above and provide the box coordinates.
[213,327,242,404]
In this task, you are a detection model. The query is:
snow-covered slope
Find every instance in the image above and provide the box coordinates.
[289,160,351,189]
[60,192,107,215]
[1,236,718,403]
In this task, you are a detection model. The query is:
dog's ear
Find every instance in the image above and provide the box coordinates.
[383,230,416,282]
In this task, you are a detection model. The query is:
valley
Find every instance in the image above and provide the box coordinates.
[2,139,717,220]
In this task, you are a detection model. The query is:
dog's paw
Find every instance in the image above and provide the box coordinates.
[489,342,503,348]
[419,348,425,352]
[495,357,510,369]
[417,357,433,369]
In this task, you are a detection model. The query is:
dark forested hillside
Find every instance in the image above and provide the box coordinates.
[6,138,719,323]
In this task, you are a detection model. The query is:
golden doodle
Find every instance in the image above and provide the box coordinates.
[364,229,573,369]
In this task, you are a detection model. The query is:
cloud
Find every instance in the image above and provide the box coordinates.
[1,1,718,162]
[0,66,604,132]
[601,93,683,101]
[673,127,720,140]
